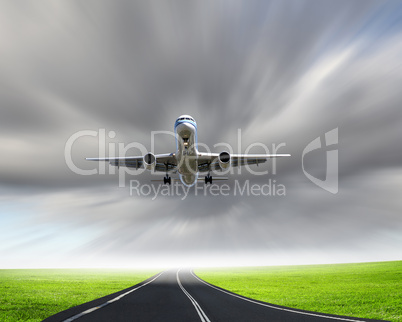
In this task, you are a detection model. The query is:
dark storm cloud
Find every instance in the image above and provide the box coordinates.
[1,0,402,267]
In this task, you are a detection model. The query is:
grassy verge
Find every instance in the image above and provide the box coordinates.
[0,269,158,322]
[196,261,401,321]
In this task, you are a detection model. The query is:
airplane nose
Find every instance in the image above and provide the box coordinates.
[176,122,195,136]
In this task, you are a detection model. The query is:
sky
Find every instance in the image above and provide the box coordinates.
[1,0,402,268]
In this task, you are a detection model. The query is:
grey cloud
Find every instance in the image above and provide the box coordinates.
[1,0,401,267]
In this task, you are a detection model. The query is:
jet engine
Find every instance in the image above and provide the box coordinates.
[218,151,231,169]
[143,153,156,170]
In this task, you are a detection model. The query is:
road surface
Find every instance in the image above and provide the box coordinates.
[44,268,385,322]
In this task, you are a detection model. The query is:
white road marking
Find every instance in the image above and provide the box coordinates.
[176,268,211,322]
[62,272,164,322]
[191,270,367,322]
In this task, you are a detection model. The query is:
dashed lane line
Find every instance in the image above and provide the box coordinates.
[62,272,164,322]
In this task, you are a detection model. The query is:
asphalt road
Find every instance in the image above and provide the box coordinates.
[44,269,385,322]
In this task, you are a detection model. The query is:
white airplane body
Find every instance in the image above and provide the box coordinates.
[87,115,290,186]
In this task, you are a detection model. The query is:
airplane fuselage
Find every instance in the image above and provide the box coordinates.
[174,115,199,186]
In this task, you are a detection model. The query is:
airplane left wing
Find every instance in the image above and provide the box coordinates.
[86,153,177,172]
[197,152,290,172]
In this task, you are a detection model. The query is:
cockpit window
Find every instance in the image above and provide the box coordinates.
[177,117,195,122]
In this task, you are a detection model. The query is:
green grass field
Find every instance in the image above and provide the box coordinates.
[0,269,158,322]
[196,261,402,321]
[1,262,400,321]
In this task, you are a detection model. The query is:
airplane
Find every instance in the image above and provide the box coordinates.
[86,115,290,187]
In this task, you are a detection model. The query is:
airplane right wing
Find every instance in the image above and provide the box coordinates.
[86,153,177,172]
